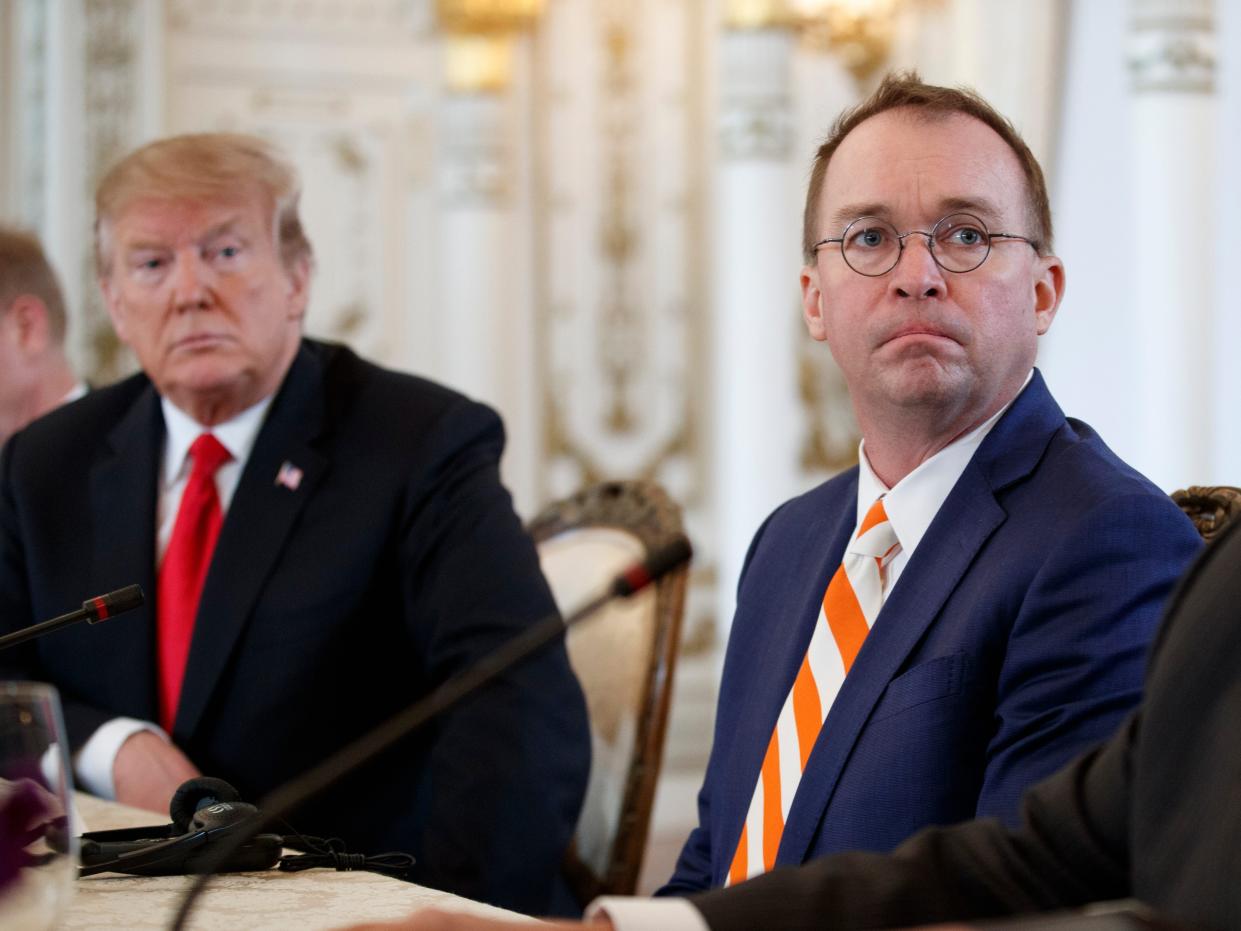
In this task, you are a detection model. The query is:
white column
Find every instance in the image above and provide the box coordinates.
[714,26,802,629]
[437,73,538,515]
[439,91,510,407]
[1127,0,1216,491]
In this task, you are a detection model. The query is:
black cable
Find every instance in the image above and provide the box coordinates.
[277,835,415,881]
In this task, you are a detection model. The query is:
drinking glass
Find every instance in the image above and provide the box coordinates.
[0,681,76,929]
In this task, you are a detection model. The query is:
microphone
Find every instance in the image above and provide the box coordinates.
[612,536,692,597]
[169,535,693,930]
[0,585,144,651]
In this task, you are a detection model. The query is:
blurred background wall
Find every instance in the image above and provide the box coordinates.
[1,0,1235,891]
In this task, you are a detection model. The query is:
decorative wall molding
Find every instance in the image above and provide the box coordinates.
[167,0,429,41]
[82,0,147,381]
[719,27,794,161]
[536,0,701,502]
[1128,0,1215,94]
[440,93,510,206]
[535,0,714,650]
[14,0,49,232]
[796,347,859,474]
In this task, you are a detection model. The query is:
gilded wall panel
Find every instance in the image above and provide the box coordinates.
[534,0,714,645]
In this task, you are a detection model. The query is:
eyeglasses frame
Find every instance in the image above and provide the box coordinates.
[811,212,1039,277]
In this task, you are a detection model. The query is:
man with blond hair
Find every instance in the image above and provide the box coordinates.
[0,228,83,446]
[0,133,590,913]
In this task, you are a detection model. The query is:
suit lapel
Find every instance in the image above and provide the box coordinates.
[776,371,1065,865]
[715,476,859,884]
[173,345,329,740]
[89,385,163,722]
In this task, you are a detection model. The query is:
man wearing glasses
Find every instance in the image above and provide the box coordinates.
[336,73,1209,931]
[647,72,1202,910]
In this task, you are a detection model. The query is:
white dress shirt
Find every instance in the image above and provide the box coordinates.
[73,394,273,799]
[595,372,1031,931]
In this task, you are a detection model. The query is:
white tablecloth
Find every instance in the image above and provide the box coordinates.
[63,793,538,929]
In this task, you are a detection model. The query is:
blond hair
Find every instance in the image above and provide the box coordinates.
[0,227,67,343]
[94,132,313,276]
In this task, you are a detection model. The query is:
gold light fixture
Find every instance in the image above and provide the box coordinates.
[435,0,548,93]
[435,0,546,35]
[722,0,905,86]
[723,0,801,30]
[794,0,903,84]
[790,0,901,84]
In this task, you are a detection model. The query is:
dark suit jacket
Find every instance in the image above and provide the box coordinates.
[0,339,590,913]
[664,372,1201,895]
[691,506,1241,931]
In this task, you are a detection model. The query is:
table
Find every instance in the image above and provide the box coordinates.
[62,794,538,929]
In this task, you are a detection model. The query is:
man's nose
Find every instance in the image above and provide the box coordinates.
[890,234,946,299]
[170,253,212,309]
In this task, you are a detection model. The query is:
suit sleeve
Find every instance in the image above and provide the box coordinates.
[0,436,116,747]
[690,717,1135,930]
[659,504,788,896]
[0,434,140,754]
[397,398,590,914]
[973,491,1200,824]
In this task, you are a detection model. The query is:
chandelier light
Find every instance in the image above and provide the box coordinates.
[791,0,902,84]
[435,0,546,34]
[435,0,548,92]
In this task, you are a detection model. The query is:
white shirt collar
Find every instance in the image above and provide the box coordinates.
[856,370,1033,559]
[61,382,88,405]
[160,394,274,489]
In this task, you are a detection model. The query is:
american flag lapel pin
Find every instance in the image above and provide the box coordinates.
[275,460,304,491]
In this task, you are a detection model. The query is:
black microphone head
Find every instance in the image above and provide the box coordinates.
[645,535,693,581]
[83,584,144,624]
[613,535,693,597]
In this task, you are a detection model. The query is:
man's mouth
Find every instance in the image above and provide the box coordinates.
[172,333,230,351]
[881,324,958,346]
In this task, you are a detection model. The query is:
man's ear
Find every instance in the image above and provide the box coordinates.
[5,295,52,353]
[99,276,131,345]
[802,265,829,342]
[284,256,312,323]
[1032,254,1065,336]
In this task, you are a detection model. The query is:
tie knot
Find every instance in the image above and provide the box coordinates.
[188,433,231,479]
[849,498,900,560]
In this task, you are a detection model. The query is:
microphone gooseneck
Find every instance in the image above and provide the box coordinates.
[169,535,693,931]
[0,584,145,651]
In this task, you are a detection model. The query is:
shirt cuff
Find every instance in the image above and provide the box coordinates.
[588,896,711,931]
[74,717,168,799]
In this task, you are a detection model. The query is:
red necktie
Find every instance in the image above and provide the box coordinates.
[157,433,231,732]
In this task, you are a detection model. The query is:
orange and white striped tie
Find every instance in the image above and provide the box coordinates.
[726,497,900,885]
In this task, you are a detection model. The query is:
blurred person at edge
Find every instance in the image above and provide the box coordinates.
[0,228,84,447]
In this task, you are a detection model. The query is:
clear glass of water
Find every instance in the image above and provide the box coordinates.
[0,681,76,929]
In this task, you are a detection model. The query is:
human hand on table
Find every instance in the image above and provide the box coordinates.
[112,730,200,813]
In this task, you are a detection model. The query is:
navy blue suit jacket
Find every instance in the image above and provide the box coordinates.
[663,371,1201,894]
[0,339,590,913]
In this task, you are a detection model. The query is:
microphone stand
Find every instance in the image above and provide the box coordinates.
[0,585,145,651]
[169,536,691,931]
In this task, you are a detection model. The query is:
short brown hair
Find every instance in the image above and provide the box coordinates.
[802,71,1053,262]
[0,227,67,343]
[94,132,313,276]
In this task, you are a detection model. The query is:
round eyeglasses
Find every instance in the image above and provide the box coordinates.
[812,212,1038,276]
